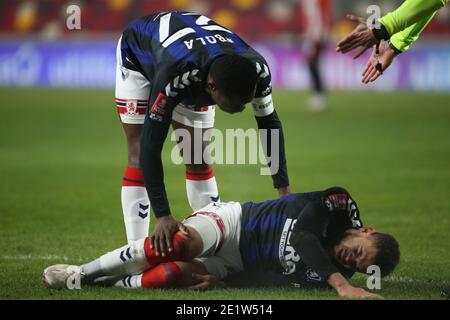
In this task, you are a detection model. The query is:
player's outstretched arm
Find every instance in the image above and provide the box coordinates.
[252,59,291,196]
[328,272,384,300]
[252,96,291,196]
[140,89,186,256]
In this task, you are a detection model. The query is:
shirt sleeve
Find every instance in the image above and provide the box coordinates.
[290,201,339,280]
[379,0,448,37]
[289,187,363,280]
[140,65,201,218]
[251,62,290,188]
[389,13,436,52]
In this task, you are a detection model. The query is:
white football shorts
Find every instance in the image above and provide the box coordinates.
[183,201,244,279]
[114,36,215,128]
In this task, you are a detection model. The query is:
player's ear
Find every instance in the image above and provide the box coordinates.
[359,227,376,234]
[206,82,216,92]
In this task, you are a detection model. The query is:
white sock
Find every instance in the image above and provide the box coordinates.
[122,167,150,243]
[113,274,143,288]
[185,167,220,211]
[122,187,150,242]
[97,238,150,276]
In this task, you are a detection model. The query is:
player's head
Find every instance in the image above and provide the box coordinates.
[207,54,258,114]
[331,228,400,277]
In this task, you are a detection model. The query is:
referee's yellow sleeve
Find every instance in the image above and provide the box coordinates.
[380,0,448,36]
[389,13,436,52]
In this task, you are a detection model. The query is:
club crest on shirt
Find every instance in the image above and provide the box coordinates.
[125,99,138,115]
[306,268,322,282]
[149,93,169,122]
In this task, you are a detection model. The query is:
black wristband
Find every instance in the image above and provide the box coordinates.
[372,23,390,41]
[388,40,403,55]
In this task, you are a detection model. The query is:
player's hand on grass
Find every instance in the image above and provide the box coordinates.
[362,41,398,84]
[277,186,292,198]
[337,285,384,300]
[328,272,384,300]
[188,273,226,290]
[336,14,379,59]
[151,215,188,256]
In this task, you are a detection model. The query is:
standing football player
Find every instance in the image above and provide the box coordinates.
[300,0,329,111]
[115,12,291,255]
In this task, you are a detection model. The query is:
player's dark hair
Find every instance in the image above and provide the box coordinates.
[371,232,400,277]
[209,54,258,99]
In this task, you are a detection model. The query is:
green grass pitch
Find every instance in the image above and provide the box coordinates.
[0,88,449,300]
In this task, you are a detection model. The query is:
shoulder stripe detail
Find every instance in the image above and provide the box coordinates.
[159,13,172,43]
[165,69,201,97]
[256,62,270,78]
[162,28,196,48]
[203,25,233,34]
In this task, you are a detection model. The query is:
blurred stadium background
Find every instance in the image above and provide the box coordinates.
[1,0,450,90]
[1,1,449,300]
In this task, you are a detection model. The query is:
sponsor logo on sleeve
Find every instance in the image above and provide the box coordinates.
[325,194,362,228]
[325,194,349,211]
[149,93,168,122]
[252,98,272,112]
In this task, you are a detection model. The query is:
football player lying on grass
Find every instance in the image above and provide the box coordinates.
[43,187,399,299]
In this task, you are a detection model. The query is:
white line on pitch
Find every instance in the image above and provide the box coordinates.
[384,275,448,285]
[0,255,86,262]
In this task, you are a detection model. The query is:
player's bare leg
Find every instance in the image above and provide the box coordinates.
[122,123,142,169]
[120,122,150,243]
[172,120,220,211]
[115,35,152,243]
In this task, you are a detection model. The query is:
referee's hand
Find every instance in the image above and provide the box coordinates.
[151,215,188,256]
[336,14,378,59]
[362,41,398,84]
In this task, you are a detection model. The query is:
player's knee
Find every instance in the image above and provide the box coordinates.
[182,145,209,166]
[172,232,189,255]
[179,135,210,166]
[144,233,191,266]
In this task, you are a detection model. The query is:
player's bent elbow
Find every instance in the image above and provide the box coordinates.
[324,186,351,196]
